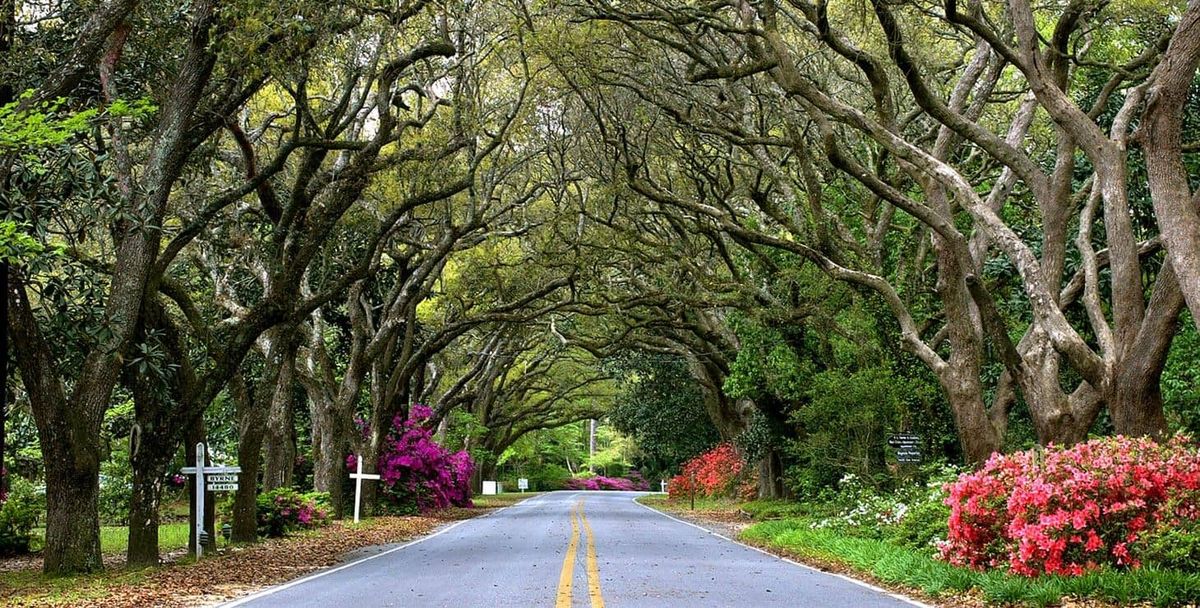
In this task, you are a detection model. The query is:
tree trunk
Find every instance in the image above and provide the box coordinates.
[940,368,1003,466]
[42,446,103,573]
[1144,3,1200,325]
[1108,362,1168,439]
[230,375,263,543]
[127,440,171,568]
[262,396,295,491]
[1106,265,1182,439]
[310,394,351,518]
[756,449,786,500]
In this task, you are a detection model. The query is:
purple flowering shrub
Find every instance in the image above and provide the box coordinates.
[564,471,651,491]
[255,487,330,538]
[366,405,474,514]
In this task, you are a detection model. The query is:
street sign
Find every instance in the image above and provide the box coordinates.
[887,433,921,447]
[518,478,529,492]
[888,433,923,464]
[180,443,243,559]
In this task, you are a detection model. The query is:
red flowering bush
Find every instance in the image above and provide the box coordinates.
[941,436,1200,576]
[668,443,747,499]
[364,405,474,514]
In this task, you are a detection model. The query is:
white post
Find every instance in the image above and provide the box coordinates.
[353,457,364,524]
[180,445,240,561]
[194,443,206,560]
[660,479,667,493]
[349,455,380,524]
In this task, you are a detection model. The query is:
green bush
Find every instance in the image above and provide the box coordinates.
[1139,517,1200,571]
[889,491,950,553]
[256,488,330,538]
[0,477,43,556]
[98,450,133,525]
[527,464,571,491]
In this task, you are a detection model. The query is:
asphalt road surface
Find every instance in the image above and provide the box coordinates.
[224,491,924,607]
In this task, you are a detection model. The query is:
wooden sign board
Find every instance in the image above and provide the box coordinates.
[888,434,923,464]
[206,483,239,491]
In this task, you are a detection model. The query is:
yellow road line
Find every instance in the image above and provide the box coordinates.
[580,503,606,608]
[555,499,582,608]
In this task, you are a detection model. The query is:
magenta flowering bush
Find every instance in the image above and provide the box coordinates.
[564,472,650,491]
[255,487,330,538]
[371,405,474,513]
[940,436,1200,576]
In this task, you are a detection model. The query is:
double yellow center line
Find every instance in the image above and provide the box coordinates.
[556,498,605,608]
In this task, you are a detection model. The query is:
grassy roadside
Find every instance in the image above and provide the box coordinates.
[471,491,544,509]
[638,496,1200,608]
[0,495,536,608]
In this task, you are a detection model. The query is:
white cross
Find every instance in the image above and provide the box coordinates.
[349,455,381,524]
[660,479,668,493]
[180,443,241,559]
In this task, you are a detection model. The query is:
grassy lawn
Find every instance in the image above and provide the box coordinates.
[471,491,543,509]
[30,522,200,557]
[637,494,741,512]
[742,519,1200,607]
[100,523,193,555]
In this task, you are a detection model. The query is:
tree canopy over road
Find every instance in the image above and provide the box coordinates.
[4,0,1200,579]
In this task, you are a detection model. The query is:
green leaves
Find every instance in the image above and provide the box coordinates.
[0,91,98,152]
[0,221,46,264]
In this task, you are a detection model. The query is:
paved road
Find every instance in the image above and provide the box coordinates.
[224,491,922,607]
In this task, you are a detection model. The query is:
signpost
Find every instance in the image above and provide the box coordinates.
[517,478,529,492]
[180,443,241,560]
[349,455,381,524]
[660,480,668,494]
[887,433,923,464]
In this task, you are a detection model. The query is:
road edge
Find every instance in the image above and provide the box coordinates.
[218,493,546,607]
[631,496,935,608]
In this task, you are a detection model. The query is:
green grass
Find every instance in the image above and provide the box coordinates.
[637,494,741,511]
[99,523,192,555]
[471,491,544,508]
[30,522,207,556]
[741,519,1200,607]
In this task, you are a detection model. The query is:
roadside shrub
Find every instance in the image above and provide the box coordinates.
[372,405,474,513]
[941,435,1200,576]
[0,476,42,556]
[1137,515,1200,571]
[563,473,650,491]
[256,488,330,538]
[668,443,745,499]
[525,464,571,491]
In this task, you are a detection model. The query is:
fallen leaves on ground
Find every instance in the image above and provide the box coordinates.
[0,507,502,608]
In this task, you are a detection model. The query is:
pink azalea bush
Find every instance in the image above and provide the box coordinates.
[940,435,1200,576]
[564,472,650,491]
[365,404,474,513]
[256,487,330,537]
